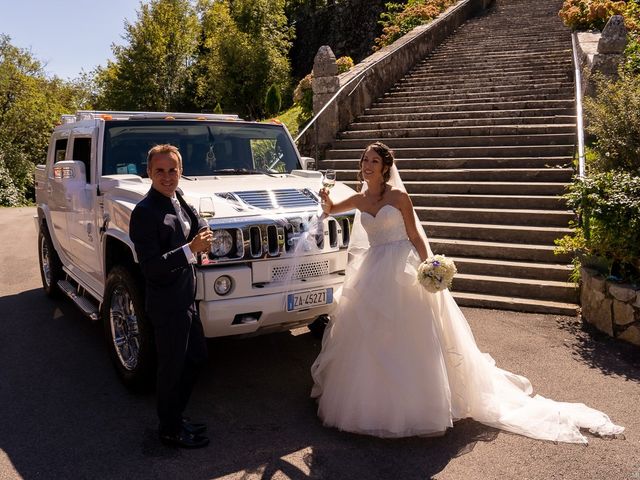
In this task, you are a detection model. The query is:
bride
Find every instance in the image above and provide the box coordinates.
[310,141,624,443]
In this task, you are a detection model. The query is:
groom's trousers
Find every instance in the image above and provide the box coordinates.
[153,304,208,436]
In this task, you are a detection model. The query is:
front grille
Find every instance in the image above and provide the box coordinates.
[234,189,317,209]
[271,260,330,282]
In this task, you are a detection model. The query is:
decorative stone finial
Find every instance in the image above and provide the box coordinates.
[313,46,338,77]
[598,15,628,54]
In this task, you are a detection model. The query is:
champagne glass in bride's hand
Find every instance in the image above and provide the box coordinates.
[322,169,336,191]
[319,169,336,214]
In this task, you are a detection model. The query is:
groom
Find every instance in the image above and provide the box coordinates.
[130,144,213,448]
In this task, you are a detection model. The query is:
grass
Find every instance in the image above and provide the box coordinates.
[274,104,311,138]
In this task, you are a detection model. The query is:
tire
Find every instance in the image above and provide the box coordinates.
[38,225,63,298]
[102,266,156,391]
[308,314,329,339]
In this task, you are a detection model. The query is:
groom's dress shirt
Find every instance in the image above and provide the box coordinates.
[171,195,197,265]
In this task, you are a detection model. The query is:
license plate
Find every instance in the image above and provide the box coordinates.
[287,288,333,312]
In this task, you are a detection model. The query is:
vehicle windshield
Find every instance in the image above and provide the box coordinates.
[102,120,300,177]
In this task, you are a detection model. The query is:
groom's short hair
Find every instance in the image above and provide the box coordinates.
[147,144,183,170]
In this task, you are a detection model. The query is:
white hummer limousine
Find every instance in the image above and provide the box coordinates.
[34,110,354,388]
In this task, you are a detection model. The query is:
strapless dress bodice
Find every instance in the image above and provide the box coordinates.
[361,204,409,246]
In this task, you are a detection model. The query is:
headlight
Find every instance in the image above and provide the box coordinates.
[211,230,233,257]
[214,275,233,295]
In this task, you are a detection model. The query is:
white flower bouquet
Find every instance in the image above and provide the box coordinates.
[417,254,457,293]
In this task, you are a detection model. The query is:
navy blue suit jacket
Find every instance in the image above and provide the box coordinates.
[129,187,208,325]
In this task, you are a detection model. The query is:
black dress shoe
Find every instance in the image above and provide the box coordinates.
[159,429,209,449]
[182,417,207,435]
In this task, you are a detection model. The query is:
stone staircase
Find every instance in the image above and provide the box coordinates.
[321,0,579,315]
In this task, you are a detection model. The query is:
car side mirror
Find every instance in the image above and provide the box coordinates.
[300,156,316,170]
[53,160,87,183]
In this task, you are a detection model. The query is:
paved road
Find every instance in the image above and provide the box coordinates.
[1,207,638,480]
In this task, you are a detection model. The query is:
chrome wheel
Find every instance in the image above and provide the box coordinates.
[109,285,141,371]
[40,233,51,288]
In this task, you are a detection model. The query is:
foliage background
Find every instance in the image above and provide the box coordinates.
[555,1,640,281]
[0,35,92,205]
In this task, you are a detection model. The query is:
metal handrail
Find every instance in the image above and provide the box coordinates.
[571,32,586,179]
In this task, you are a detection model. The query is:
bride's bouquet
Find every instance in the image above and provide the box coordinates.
[417,254,457,293]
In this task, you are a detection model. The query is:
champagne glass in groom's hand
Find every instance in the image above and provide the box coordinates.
[196,197,215,264]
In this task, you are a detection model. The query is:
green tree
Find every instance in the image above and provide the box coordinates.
[264,84,282,116]
[196,0,294,118]
[95,0,199,111]
[0,35,91,205]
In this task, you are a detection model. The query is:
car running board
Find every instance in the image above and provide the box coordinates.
[57,279,100,321]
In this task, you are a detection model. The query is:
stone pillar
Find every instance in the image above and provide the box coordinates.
[591,15,628,79]
[312,46,340,151]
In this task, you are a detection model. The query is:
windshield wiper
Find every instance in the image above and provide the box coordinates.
[210,168,278,177]
[181,174,196,181]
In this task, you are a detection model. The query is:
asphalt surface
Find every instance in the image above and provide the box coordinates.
[1,206,638,480]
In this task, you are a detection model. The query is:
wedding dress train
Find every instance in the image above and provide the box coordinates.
[310,199,624,443]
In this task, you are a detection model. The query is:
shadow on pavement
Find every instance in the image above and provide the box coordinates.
[0,288,495,479]
[556,316,640,383]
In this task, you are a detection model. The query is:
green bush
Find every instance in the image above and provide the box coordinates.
[292,56,353,118]
[264,84,282,117]
[584,72,640,174]
[374,0,457,50]
[336,56,354,74]
[556,171,640,280]
[0,154,22,207]
[623,33,640,73]
[293,73,313,117]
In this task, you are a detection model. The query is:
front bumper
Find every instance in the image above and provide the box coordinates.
[196,253,346,337]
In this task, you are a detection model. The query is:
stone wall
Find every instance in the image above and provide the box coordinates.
[580,267,640,347]
[297,0,495,157]
[290,0,394,79]
[574,15,628,95]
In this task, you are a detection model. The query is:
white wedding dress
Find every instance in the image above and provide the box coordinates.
[310,178,624,443]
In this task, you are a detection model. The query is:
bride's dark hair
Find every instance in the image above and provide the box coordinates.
[357,141,395,197]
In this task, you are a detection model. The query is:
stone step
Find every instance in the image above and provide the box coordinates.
[384,86,574,102]
[339,124,576,139]
[323,156,572,170]
[337,167,573,183]
[428,238,571,263]
[357,108,576,122]
[414,193,567,209]
[449,256,572,282]
[392,78,574,94]
[412,60,573,74]
[417,53,572,65]
[415,206,574,227]
[326,144,574,159]
[408,65,572,80]
[332,133,575,149]
[399,181,568,196]
[425,221,570,244]
[427,41,571,54]
[396,73,572,89]
[453,273,577,303]
[430,43,571,55]
[452,291,579,316]
[376,93,573,108]
[365,100,575,115]
[350,117,576,130]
